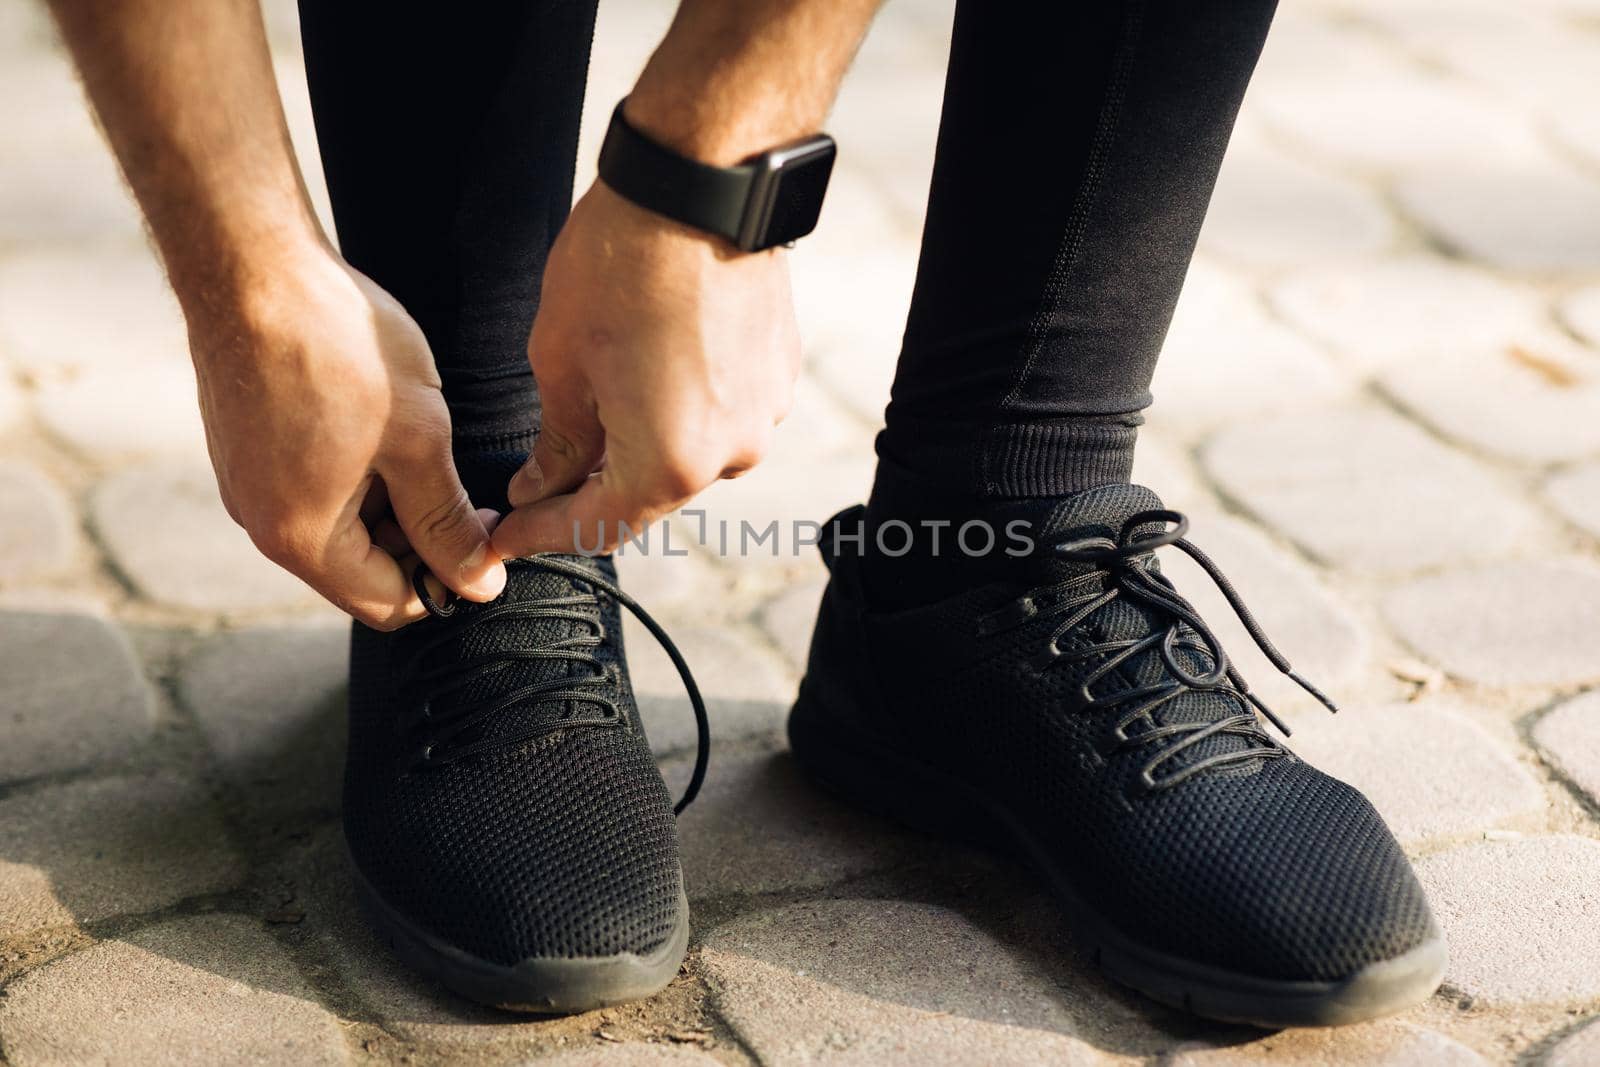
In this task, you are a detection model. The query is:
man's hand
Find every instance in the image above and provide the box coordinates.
[491,183,800,556]
[191,246,506,628]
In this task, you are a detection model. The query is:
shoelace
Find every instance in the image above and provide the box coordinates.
[986,508,1336,793]
[406,557,709,814]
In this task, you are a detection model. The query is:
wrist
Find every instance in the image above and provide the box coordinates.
[167,219,333,326]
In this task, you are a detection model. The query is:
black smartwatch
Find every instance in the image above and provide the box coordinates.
[597,102,837,252]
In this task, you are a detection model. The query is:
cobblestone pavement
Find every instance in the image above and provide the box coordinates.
[3,0,1600,1063]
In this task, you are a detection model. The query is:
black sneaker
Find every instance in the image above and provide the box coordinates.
[345,553,708,1012]
[789,484,1446,1028]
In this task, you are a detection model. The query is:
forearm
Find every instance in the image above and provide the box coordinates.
[626,0,884,165]
[44,0,324,314]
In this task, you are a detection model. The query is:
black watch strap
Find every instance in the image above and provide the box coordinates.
[597,102,836,252]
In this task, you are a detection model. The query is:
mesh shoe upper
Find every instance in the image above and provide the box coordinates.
[344,554,683,965]
[812,484,1437,983]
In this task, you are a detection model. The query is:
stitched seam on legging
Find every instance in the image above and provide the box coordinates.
[981,1,1147,494]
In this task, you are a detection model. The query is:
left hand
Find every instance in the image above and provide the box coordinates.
[491,180,802,557]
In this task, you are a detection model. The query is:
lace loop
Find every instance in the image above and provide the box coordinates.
[406,557,710,814]
[1034,509,1336,792]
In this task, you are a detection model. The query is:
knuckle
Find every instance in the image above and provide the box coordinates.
[410,489,478,550]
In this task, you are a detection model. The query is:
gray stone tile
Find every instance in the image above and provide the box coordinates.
[668,749,921,899]
[1150,264,1351,441]
[625,622,796,758]
[0,248,187,376]
[1533,690,1600,809]
[1415,836,1600,1007]
[0,462,78,584]
[613,541,721,615]
[1285,699,1544,846]
[0,775,244,938]
[1561,285,1600,348]
[1202,404,1541,572]
[1158,510,1369,714]
[703,898,1150,1065]
[90,462,317,614]
[1269,257,1545,371]
[36,361,208,460]
[1395,152,1600,272]
[1168,1022,1488,1066]
[520,1048,721,1067]
[1545,461,1600,541]
[177,623,349,824]
[283,829,561,1049]
[0,914,348,1066]
[0,606,153,783]
[1549,1019,1600,1067]
[1382,561,1600,688]
[1253,65,1540,173]
[1380,333,1600,465]
[1199,138,1394,267]
[756,575,827,670]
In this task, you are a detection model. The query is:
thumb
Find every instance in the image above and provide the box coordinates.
[382,444,507,602]
[508,390,606,509]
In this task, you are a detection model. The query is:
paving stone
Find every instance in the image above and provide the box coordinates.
[625,622,796,757]
[1383,560,1600,688]
[36,361,208,460]
[1202,404,1541,572]
[518,1048,721,1067]
[1396,152,1600,273]
[756,575,827,669]
[1199,141,1394,267]
[285,828,559,1048]
[178,623,349,825]
[703,898,1138,1066]
[1367,2,1598,116]
[1549,1019,1600,1067]
[1381,332,1600,465]
[0,606,153,782]
[0,248,187,375]
[1254,67,1541,174]
[613,540,722,615]
[90,462,317,613]
[1270,257,1546,370]
[1129,435,1206,512]
[1553,107,1600,177]
[0,913,348,1066]
[667,748,921,899]
[0,366,23,433]
[1415,836,1600,1007]
[790,240,915,426]
[1533,691,1600,810]
[1158,510,1368,713]
[1284,699,1544,846]
[1562,285,1600,348]
[1545,461,1600,541]
[1168,1022,1487,1066]
[0,775,244,937]
[1150,264,1351,439]
[0,140,145,248]
[0,462,79,583]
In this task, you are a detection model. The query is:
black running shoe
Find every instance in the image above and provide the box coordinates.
[345,553,708,1013]
[790,484,1446,1028]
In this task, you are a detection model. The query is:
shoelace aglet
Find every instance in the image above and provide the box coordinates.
[1287,669,1339,715]
[1246,692,1293,738]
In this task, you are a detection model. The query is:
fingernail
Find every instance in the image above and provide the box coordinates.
[459,543,506,599]
[510,456,543,501]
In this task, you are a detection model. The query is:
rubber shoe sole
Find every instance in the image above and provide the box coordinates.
[349,856,690,1014]
[788,684,1447,1029]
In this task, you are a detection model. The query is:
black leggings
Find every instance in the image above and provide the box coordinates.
[298,0,1275,504]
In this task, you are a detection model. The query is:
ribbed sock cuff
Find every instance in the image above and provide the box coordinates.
[875,414,1139,502]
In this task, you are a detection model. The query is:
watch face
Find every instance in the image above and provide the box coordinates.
[761,140,837,246]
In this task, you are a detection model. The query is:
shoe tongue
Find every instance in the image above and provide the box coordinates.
[419,556,612,752]
[1034,482,1167,543]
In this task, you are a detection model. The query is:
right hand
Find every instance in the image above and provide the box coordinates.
[186,245,506,629]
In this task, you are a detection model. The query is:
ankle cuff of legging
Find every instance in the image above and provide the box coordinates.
[876,416,1139,500]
